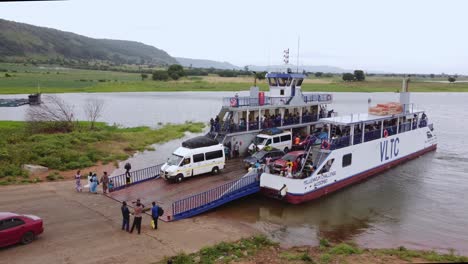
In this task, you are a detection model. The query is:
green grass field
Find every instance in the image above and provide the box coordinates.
[1,63,467,94]
[0,120,204,185]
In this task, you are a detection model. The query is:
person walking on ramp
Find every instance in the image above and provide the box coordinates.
[124,162,132,185]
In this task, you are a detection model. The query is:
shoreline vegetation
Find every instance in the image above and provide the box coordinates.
[0,120,204,185]
[159,236,468,264]
[1,63,468,94]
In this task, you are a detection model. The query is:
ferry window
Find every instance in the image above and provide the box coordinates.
[296,79,303,86]
[286,78,292,86]
[193,153,205,163]
[268,78,277,86]
[280,89,285,95]
[280,134,291,142]
[278,78,287,86]
[273,137,280,143]
[342,154,352,167]
[205,150,223,160]
[319,159,334,174]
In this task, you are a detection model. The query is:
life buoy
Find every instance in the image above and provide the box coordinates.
[383,129,389,138]
[327,94,332,101]
[321,140,330,150]
[230,97,238,107]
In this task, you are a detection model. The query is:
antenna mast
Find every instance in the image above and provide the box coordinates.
[283,48,289,72]
[296,36,300,73]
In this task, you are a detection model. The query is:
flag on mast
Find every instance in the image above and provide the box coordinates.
[283,48,289,64]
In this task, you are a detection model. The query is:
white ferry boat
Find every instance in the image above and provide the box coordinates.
[260,79,437,204]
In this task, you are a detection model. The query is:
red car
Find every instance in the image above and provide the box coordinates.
[272,150,306,173]
[0,212,44,247]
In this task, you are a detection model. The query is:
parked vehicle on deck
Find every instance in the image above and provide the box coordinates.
[161,136,225,183]
[248,131,292,153]
[0,212,43,247]
[272,150,306,173]
[293,132,328,150]
[243,149,285,169]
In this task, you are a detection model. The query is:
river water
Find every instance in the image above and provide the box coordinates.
[1,92,467,254]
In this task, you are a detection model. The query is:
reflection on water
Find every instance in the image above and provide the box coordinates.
[1,91,468,254]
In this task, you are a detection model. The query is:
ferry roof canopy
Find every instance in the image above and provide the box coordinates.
[266,73,305,79]
[321,110,425,126]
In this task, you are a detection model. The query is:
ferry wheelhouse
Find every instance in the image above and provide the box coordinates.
[212,73,334,154]
[260,81,437,204]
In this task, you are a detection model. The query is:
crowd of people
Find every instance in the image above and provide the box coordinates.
[209,107,335,134]
[120,199,163,235]
[74,170,113,194]
[74,163,164,236]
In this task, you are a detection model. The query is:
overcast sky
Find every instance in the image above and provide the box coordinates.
[1,0,467,74]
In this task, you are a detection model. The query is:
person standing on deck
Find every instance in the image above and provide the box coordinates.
[151,202,160,230]
[100,171,109,194]
[234,142,240,158]
[121,201,130,232]
[124,162,132,186]
[75,170,82,192]
[265,156,272,173]
[130,199,144,234]
[210,118,214,132]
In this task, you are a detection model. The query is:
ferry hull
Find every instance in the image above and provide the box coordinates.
[261,140,437,204]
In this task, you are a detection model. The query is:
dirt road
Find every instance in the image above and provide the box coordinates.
[0,181,256,264]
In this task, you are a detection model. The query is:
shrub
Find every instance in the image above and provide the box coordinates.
[152,70,169,81]
[342,73,355,82]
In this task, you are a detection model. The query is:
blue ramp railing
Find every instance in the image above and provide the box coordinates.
[109,164,163,192]
[171,172,260,221]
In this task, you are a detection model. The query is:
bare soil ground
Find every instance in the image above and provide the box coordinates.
[0,181,256,264]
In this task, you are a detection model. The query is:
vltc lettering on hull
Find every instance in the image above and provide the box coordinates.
[380,137,400,162]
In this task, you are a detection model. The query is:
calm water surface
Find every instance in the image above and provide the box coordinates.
[1,92,467,253]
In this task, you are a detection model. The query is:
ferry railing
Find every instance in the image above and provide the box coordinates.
[302,115,318,123]
[383,125,398,136]
[171,172,259,220]
[364,130,381,142]
[330,136,351,150]
[399,122,411,133]
[222,93,333,108]
[109,164,163,192]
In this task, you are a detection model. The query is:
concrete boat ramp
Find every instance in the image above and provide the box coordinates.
[107,159,260,222]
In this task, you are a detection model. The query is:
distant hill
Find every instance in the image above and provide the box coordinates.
[176,57,240,70]
[0,19,177,65]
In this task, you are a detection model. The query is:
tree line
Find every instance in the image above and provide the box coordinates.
[149,64,267,81]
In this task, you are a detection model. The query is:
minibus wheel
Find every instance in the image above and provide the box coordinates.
[175,174,184,183]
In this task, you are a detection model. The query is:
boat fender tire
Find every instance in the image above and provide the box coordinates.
[321,140,330,150]
[278,184,288,199]
[383,129,389,138]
